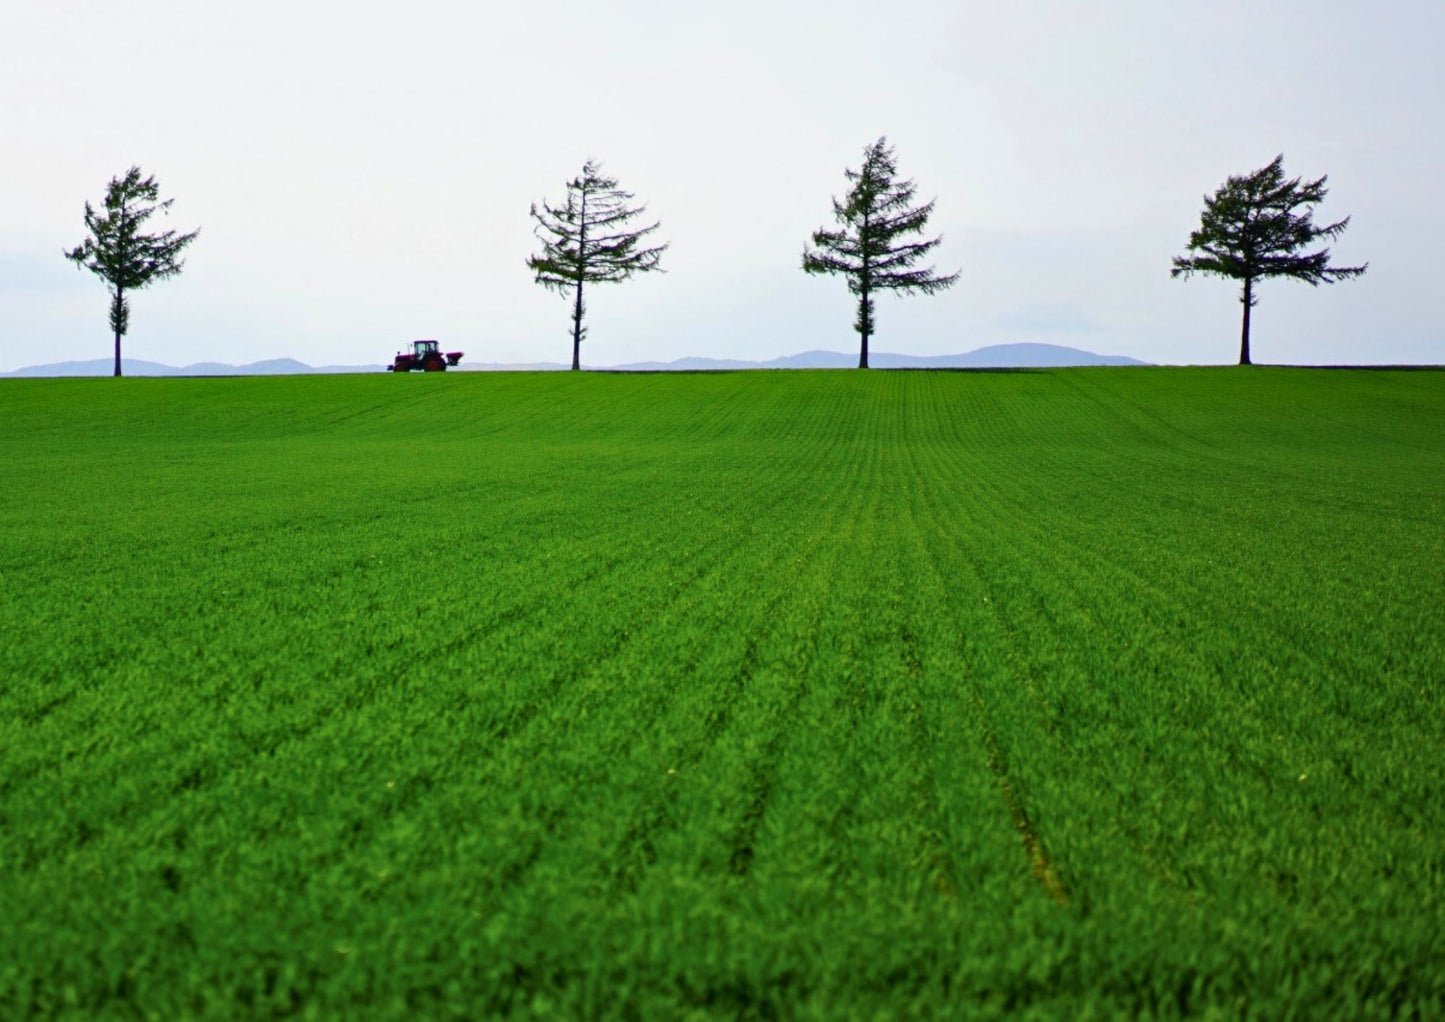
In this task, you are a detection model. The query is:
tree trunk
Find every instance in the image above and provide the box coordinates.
[112,287,124,377]
[572,191,587,371]
[858,219,871,369]
[571,276,583,371]
[857,287,872,369]
[1239,277,1253,366]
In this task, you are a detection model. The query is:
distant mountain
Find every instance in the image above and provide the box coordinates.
[608,355,772,372]
[3,343,1147,377]
[884,343,1148,368]
[460,361,571,372]
[1,357,386,377]
[607,344,1149,371]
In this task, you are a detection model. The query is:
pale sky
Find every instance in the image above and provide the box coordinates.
[3,1,1442,371]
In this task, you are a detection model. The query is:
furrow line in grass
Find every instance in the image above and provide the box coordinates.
[912,373,1436,926]
[715,472,882,883]
[999,458,1445,910]
[461,464,839,740]
[531,377,882,898]
[346,391,871,906]
[0,424,838,896]
[192,378,849,907]
[895,379,1054,910]
[980,712,1069,906]
[871,524,1023,910]
[796,372,1044,914]
[893,374,1077,909]
[586,521,843,894]
[943,391,1412,777]
[478,611,815,902]
[910,409,1252,911]
[913,372,1226,912]
[571,376,896,904]
[709,377,948,912]
[860,375,984,906]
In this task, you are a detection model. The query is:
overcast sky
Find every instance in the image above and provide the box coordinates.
[3,1,1442,371]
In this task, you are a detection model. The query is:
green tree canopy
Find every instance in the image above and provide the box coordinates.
[527,160,667,371]
[802,137,959,368]
[65,166,199,377]
[1172,155,1366,365]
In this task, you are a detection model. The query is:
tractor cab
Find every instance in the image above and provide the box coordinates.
[388,339,465,372]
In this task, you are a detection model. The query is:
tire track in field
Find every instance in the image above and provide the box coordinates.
[946,429,1421,903]
[975,702,1068,906]
[918,378,1217,906]
[895,373,1071,907]
[908,372,1361,910]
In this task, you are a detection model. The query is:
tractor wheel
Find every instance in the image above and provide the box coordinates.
[423,356,446,372]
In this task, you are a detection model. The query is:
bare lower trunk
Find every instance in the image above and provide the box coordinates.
[571,190,587,372]
[1239,277,1253,366]
[571,277,583,371]
[857,286,872,369]
[111,287,124,377]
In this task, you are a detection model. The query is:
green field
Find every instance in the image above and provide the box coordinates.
[3,367,1443,1018]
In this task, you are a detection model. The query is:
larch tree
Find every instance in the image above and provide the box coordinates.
[527,160,667,371]
[65,166,200,377]
[802,137,959,369]
[1172,154,1366,365]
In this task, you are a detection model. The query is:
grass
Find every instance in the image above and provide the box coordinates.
[2,367,1443,1018]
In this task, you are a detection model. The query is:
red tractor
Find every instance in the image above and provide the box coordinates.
[389,339,464,372]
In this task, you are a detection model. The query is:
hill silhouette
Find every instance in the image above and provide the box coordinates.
[3,343,1147,377]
